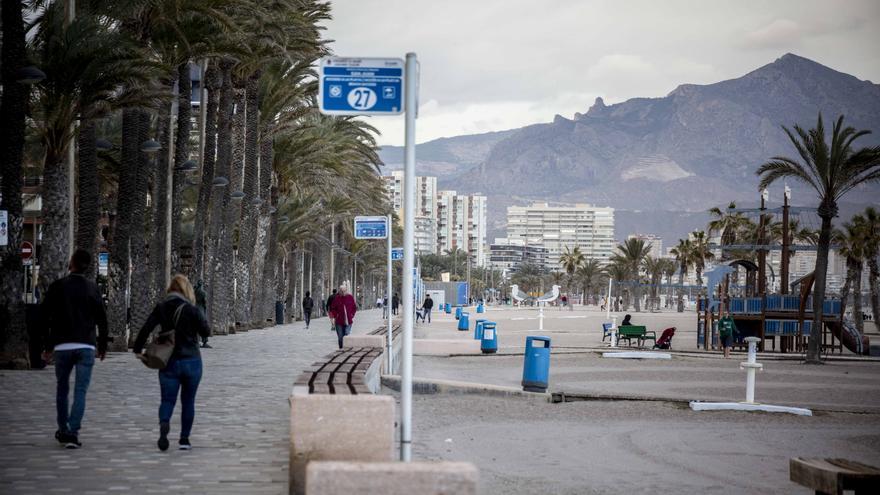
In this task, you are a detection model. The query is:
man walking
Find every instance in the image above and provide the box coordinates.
[302,291,314,329]
[392,292,399,316]
[194,280,211,348]
[326,289,338,332]
[422,294,434,323]
[41,249,108,449]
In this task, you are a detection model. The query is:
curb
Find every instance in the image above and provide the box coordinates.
[380,375,551,401]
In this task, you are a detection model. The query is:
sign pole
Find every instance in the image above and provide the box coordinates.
[400,52,417,462]
[386,214,393,372]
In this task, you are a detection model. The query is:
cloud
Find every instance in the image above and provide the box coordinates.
[742,19,804,49]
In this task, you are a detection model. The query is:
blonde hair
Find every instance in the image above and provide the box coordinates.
[167,274,196,303]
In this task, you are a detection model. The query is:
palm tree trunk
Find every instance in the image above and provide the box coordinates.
[107,108,141,351]
[207,59,235,335]
[0,0,30,368]
[677,266,685,312]
[75,119,101,280]
[234,70,261,327]
[807,211,834,363]
[191,63,220,282]
[149,101,171,302]
[128,110,155,346]
[38,146,71,296]
[224,77,247,330]
[852,259,864,334]
[171,62,192,273]
[252,139,275,324]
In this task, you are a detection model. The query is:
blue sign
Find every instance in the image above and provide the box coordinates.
[391,247,404,261]
[319,57,404,116]
[354,216,388,239]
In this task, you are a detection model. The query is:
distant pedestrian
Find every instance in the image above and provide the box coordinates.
[718,310,737,359]
[194,280,211,348]
[392,293,399,316]
[329,285,357,349]
[621,314,633,326]
[326,289,337,332]
[376,296,383,309]
[41,249,109,449]
[302,291,314,329]
[134,274,210,451]
[422,294,434,323]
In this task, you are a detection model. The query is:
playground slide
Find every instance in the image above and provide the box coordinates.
[826,320,870,355]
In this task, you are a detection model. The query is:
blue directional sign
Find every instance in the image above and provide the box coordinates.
[354,216,388,239]
[391,248,404,261]
[319,57,404,116]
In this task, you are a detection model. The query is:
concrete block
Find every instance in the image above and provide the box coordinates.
[414,338,481,356]
[289,394,395,495]
[344,334,385,348]
[306,461,478,495]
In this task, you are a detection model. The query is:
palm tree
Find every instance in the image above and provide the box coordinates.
[604,260,630,311]
[690,230,714,285]
[642,256,667,312]
[670,239,693,312]
[834,219,866,333]
[707,202,750,260]
[612,238,651,312]
[861,207,880,333]
[576,259,604,306]
[559,246,585,296]
[757,114,880,363]
[0,0,31,368]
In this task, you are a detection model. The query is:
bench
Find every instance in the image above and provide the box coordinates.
[294,347,382,395]
[617,325,656,347]
[790,457,880,494]
[602,322,613,342]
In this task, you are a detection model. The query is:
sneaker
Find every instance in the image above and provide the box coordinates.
[158,422,170,451]
[179,438,192,450]
[55,430,66,444]
[201,343,212,349]
[64,435,81,449]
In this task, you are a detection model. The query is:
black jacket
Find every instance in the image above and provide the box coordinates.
[133,294,210,361]
[423,297,434,310]
[41,273,109,353]
[302,297,314,311]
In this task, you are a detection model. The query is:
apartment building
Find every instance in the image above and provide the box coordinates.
[437,190,488,267]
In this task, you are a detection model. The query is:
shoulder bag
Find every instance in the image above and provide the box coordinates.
[141,304,184,370]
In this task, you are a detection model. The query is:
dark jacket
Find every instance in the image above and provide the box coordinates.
[329,293,357,326]
[392,295,399,308]
[302,296,314,311]
[423,297,434,310]
[194,283,207,314]
[41,273,109,353]
[133,294,210,361]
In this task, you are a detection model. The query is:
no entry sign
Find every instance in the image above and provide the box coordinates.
[21,241,34,260]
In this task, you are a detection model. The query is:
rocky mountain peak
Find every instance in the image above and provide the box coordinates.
[584,96,607,117]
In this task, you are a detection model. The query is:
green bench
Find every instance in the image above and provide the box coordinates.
[617,325,656,347]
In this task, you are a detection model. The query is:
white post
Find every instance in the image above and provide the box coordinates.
[741,336,762,404]
[538,302,544,331]
[387,214,393,372]
[400,52,417,462]
[606,278,613,321]
[610,315,618,348]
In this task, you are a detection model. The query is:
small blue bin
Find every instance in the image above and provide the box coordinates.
[455,307,462,320]
[522,336,551,393]
[474,319,487,340]
[458,312,469,331]
[481,322,498,354]
[476,304,484,314]
[445,303,451,314]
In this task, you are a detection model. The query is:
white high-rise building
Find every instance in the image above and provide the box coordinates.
[506,202,615,268]
[627,234,664,259]
[383,171,438,254]
[437,190,488,267]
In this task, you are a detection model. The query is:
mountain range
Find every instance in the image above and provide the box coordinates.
[378,54,880,246]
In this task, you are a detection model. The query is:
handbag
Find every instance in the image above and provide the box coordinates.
[141,304,184,370]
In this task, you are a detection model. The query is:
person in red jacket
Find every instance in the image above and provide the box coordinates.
[328,285,357,349]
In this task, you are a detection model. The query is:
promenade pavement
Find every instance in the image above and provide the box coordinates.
[0,308,387,495]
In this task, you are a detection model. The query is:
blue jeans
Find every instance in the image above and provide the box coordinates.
[54,348,95,436]
[424,308,432,323]
[335,324,352,348]
[158,358,203,439]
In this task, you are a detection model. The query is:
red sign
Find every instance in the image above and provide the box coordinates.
[21,241,34,260]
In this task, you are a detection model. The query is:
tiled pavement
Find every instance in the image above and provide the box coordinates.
[0,309,387,494]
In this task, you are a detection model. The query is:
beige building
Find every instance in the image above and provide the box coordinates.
[437,190,488,266]
[506,202,615,268]
[383,171,438,254]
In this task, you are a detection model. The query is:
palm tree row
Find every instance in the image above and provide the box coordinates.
[0,0,394,366]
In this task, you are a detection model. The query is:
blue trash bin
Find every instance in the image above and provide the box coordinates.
[481,322,498,353]
[458,312,470,331]
[275,301,284,325]
[522,336,551,392]
[476,303,484,314]
[455,306,462,320]
[474,319,487,340]
[445,303,451,313]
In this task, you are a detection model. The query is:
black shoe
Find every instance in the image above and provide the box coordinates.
[55,430,66,444]
[158,422,170,451]
[64,435,81,449]
[201,343,212,349]
[179,438,191,450]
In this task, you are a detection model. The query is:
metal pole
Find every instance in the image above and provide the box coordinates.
[330,224,335,290]
[300,249,305,320]
[166,80,178,285]
[606,278,612,320]
[400,52,417,462]
[781,186,790,295]
[387,214,393,372]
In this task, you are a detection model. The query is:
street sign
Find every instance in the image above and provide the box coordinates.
[318,57,404,116]
[0,210,8,246]
[391,247,404,261]
[21,241,34,260]
[354,216,388,239]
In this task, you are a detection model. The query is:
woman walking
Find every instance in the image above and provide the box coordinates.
[133,275,210,451]
[329,285,357,349]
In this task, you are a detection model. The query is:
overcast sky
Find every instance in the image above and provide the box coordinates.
[322,0,880,146]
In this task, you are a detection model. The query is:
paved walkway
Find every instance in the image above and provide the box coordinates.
[0,309,387,494]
